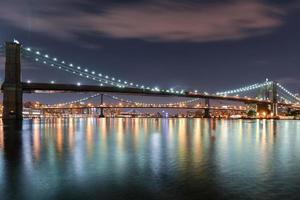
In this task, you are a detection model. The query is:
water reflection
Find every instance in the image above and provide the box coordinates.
[1,120,23,199]
[0,121,3,150]
[0,119,300,200]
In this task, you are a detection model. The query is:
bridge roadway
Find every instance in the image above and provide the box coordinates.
[41,105,246,111]
[21,82,274,104]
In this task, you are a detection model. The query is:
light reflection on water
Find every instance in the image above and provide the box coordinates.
[0,118,300,199]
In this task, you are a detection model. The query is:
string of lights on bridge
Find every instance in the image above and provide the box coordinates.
[49,93,200,108]
[215,81,272,96]
[215,79,300,104]
[276,83,300,103]
[21,46,188,95]
[21,46,287,98]
[23,45,278,99]
[105,95,199,107]
[52,87,299,108]
[4,44,300,106]
[46,79,300,106]
[279,96,292,104]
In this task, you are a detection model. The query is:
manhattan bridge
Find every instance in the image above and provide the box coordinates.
[0,41,300,119]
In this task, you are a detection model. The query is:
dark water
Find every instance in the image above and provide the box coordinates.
[0,118,300,200]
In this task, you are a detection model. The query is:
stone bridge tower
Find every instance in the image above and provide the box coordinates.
[1,42,23,120]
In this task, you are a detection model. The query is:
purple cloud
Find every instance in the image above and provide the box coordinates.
[0,0,287,42]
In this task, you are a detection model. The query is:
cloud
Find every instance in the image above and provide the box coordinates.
[0,0,287,42]
[87,0,285,42]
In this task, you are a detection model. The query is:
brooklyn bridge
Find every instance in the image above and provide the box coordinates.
[1,41,300,119]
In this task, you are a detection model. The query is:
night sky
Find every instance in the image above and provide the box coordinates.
[0,0,300,103]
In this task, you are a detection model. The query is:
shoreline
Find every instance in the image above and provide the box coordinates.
[1,116,299,120]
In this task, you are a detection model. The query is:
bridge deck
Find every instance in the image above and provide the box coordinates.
[40,106,246,111]
[20,82,272,104]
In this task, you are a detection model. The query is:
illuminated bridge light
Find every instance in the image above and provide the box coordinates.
[25,46,296,102]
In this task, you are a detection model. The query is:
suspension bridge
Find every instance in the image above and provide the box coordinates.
[0,41,300,119]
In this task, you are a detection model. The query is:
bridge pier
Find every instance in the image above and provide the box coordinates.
[272,103,278,117]
[1,42,23,120]
[272,81,278,117]
[99,94,105,118]
[204,98,211,118]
